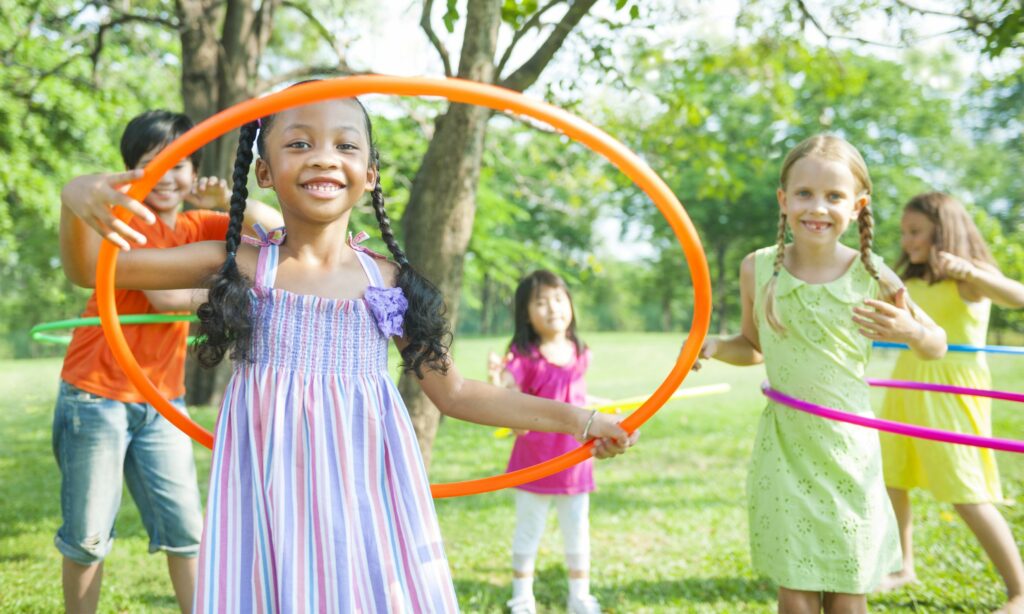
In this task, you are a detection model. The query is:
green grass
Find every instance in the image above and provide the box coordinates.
[1,332,1021,612]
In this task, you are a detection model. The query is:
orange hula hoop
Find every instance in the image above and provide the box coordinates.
[95,76,712,498]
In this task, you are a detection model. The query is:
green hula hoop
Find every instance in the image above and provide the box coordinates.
[31,314,199,346]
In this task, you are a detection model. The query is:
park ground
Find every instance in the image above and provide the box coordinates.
[1,332,1021,612]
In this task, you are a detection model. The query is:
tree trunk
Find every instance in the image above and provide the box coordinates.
[398,0,501,468]
[480,270,492,335]
[180,0,276,404]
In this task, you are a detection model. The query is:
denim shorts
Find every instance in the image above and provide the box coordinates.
[52,380,203,564]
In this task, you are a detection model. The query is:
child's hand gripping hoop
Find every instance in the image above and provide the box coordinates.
[93,76,712,498]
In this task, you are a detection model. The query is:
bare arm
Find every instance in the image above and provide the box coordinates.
[242,199,284,237]
[143,288,209,312]
[949,257,1024,308]
[853,267,947,360]
[185,176,284,238]
[700,252,764,367]
[59,171,156,286]
[62,226,229,291]
[403,347,636,457]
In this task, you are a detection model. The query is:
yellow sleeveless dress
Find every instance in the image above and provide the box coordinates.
[879,278,1002,503]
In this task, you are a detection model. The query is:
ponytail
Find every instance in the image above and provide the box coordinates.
[763,213,788,333]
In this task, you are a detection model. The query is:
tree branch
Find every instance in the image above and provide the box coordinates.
[495,0,563,78]
[281,0,342,58]
[11,8,181,98]
[499,0,599,92]
[793,0,903,51]
[421,0,453,77]
[256,63,368,91]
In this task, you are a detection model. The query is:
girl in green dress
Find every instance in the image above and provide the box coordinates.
[697,134,947,613]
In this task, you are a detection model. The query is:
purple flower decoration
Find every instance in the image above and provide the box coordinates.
[365,285,408,338]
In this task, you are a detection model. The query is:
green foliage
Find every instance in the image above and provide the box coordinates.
[0,0,180,358]
[458,119,610,335]
[592,38,983,332]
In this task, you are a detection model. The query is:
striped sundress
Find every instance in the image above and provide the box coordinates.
[194,234,459,613]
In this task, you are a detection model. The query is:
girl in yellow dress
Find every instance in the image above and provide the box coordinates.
[878,192,1024,613]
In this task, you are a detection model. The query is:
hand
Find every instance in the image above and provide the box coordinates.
[852,287,923,344]
[583,412,638,459]
[487,350,511,386]
[934,249,977,281]
[61,170,155,250]
[690,336,719,372]
[184,176,231,210]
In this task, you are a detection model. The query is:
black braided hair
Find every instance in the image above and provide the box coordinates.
[357,101,451,377]
[193,120,258,367]
[368,179,452,377]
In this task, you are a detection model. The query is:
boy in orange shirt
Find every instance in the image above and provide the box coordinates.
[55,110,282,614]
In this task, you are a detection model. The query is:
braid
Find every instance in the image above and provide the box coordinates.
[193,120,258,368]
[764,213,788,333]
[857,205,902,305]
[370,182,408,267]
[368,174,451,378]
[857,206,880,281]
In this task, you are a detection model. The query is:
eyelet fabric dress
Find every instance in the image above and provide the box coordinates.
[747,245,901,593]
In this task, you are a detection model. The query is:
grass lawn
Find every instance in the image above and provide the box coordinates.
[0,331,1021,612]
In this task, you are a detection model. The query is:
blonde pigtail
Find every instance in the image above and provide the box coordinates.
[764,213,788,333]
[857,206,915,318]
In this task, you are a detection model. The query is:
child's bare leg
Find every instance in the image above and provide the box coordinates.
[166,554,196,614]
[822,592,867,614]
[953,502,1024,613]
[878,487,917,591]
[778,587,821,614]
[62,557,102,614]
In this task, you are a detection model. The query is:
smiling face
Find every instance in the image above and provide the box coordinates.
[900,209,936,264]
[136,146,195,215]
[254,99,377,225]
[527,284,574,340]
[777,155,869,246]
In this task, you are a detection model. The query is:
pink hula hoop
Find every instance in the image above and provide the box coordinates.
[867,378,1024,404]
[761,381,1024,454]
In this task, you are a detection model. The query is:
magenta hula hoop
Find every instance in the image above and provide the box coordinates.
[866,378,1024,404]
[761,381,1024,454]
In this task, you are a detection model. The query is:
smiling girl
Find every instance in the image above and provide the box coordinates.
[695,134,946,614]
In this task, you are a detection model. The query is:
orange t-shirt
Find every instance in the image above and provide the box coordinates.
[61,209,230,403]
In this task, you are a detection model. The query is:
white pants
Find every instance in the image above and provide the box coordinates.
[511,490,590,573]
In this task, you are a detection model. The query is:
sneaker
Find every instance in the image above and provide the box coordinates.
[507,594,536,614]
[567,593,601,614]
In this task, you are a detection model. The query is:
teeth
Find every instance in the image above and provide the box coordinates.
[304,182,340,193]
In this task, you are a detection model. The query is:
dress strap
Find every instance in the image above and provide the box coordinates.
[255,244,279,290]
[354,250,384,288]
[349,231,388,288]
[242,224,286,291]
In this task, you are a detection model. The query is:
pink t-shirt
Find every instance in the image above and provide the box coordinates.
[504,344,595,495]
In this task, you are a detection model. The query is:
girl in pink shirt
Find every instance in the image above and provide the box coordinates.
[489,270,604,614]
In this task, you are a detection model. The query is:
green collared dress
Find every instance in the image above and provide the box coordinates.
[747,245,901,593]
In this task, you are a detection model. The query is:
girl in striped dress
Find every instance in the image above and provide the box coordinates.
[60,96,635,613]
